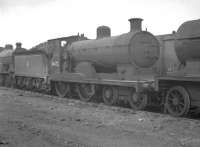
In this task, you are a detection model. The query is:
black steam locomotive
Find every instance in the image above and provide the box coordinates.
[0,18,200,117]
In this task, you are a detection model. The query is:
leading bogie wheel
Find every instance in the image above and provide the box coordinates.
[55,81,70,98]
[76,84,96,102]
[129,91,148,110]
[102,86,118,105]
[165,86,190,117]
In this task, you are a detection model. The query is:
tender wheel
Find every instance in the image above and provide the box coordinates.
[24,78,30,89]
[28,78,34,89]
[17,77,23,89]
[129,91,148,110]
[165,86,190,117]
[55,82,70,98]
[76,84,95,102]
[102,86,118,105]
[35,79,42,90]
[32,79,38,90]
[22,78,26,88]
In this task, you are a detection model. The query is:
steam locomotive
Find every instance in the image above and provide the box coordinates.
[50,18,160,110]
[0,18,200,117]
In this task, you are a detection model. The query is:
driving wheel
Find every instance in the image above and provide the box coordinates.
[102,86,118,105]
[165,86,190,117]
[55,81,70,98]
[76,84,95,102]
[129,91,148,110]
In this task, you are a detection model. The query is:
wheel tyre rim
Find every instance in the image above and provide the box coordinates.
[166,86,190,117]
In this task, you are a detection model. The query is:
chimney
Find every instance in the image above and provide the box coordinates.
[96,26,111,39]
[16,42,22,49]
[5,44,13,50]
[128,18,143,32]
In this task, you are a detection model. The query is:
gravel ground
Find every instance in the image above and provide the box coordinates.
[0,87,200,147]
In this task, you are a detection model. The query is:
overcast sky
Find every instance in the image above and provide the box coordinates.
[0,0,199,48]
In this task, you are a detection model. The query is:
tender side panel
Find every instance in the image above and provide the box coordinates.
[14,54,48,78]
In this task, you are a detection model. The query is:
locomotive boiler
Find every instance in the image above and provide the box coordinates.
[175,19,200,65]
[66,18,159,80]
[51,18,160,110]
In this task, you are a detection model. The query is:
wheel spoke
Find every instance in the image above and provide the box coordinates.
[177,105,183,113]
[175,106,179,113]
[168,98,173,103]
[179,102,185,107]
[170,92,176,99]
[168,94,173,99]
